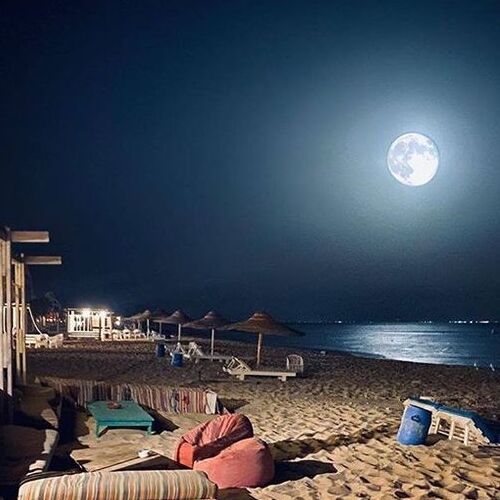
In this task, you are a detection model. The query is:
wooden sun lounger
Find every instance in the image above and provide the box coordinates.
[25,333,50,348]
[48,333,64,348]
[25,333,39,348]
[185,342,233,363]
[112,329,148,341]
[223,357,297,382]
[404,398,499,446]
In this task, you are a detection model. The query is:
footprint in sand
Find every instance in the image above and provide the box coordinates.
[455,470,494,488]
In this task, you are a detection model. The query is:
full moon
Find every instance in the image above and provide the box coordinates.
[387,132,439,186]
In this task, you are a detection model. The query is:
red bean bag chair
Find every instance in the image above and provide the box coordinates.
[174,414,254,468]
[193,437,275,488]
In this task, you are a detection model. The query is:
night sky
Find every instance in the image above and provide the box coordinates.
[2,1,500,320]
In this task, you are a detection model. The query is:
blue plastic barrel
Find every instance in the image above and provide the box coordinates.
[155,343,166,358]
[171,352,183,367]
[397,405,432,445]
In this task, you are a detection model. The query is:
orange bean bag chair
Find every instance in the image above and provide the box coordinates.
[193,437,275,489]
[174,414,254,468]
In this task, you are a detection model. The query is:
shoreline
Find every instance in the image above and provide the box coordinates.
[156,331,499,370]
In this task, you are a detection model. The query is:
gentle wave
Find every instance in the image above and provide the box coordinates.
[218,322,500,368]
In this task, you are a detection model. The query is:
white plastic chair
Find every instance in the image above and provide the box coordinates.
[286,354,304,374]
[47,334,63,348]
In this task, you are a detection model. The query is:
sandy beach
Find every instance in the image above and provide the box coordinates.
[28,340,500,499]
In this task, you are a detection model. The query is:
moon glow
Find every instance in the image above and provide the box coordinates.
[387,133,439,186]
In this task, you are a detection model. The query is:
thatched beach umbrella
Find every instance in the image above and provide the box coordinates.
[125,309,152,333]
[161,309,191,341]
[151,309,170,335]
[184,311,229,355]
[223,312,302,367]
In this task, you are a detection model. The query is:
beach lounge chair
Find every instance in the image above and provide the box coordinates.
[150,332,165,341]
[101,330,113,341]
[223,357,297,382]
[48,333,64,349]
[170,342,187,355]
[132,328,147,339]
[111,329,123,340]
[185,342,233,363]
[35,333,50,349]
[404,398,500,446]
[121,328,131,340]
[25,333,38,349]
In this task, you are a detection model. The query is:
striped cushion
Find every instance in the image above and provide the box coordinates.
[18,470,218,500]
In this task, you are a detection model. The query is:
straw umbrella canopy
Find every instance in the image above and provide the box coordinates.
[184,311,230,355]
[223,312,302,367]
[125,309,152,333]
[160,309,191,341]
[151,309,170,335]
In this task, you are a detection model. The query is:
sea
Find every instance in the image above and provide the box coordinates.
[220,322,500,369]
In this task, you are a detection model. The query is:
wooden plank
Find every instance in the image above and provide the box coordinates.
[87,452,164,472]
[5,236,13,399]
[24,256,62,265]
[448,420,456,440]
[11,231,50,243]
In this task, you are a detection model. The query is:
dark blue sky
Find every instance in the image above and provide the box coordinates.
[2,1,500,320]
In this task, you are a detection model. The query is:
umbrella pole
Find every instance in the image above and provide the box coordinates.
[159,322,162,335]
[256,332,263,367]
[177,324,181,341]
[211,329,215,357]
[147,319,150,336]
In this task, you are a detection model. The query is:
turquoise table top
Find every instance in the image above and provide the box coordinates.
[87,401,154,423]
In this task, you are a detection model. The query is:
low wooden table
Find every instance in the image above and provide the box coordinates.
[78,450,177,472]
[87,401,154,437]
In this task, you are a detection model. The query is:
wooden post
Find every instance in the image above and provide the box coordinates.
[0,238,5,394]
[1,231,60,390]
[449,420,456,440]
[99,313,103,341]
[256,332,263,367]
[210,329,215,356]
[14,260,21,382]
[10,231,49,243]
[433,416,441,435]
[24,256,62,265]
[20,259,27,383]
[5,229,13,397]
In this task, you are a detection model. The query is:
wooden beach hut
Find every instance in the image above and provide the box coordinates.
[0,227,61,414]
[67,308,113,340]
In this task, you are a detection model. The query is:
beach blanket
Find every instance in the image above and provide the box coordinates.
[37,377,223,414]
